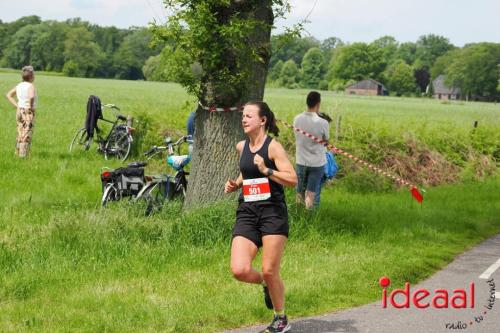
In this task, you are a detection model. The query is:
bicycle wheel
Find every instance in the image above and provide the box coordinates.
[176,180,187,199]
[69,128,91,152]
[138,181,169,216]
[102,184,119,207]
[173,173,187,200]
[104,129,131,161]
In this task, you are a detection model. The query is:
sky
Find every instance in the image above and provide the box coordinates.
[1,0,500,46]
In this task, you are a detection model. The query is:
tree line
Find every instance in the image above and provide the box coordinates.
[2,16,500,100]
[263,34,500,100]
[0,16,160,80]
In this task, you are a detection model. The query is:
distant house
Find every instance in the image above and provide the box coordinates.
[430,75,461,100]
[345,79,388,96]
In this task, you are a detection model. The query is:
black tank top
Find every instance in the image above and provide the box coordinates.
[239,136,284,203]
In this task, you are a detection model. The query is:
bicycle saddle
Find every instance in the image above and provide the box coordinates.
[128,161,147,168]
[167,155,191,171]
[117,114,127,121]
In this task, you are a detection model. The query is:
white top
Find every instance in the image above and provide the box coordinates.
[294,111,330,167]
[16,82,37,110]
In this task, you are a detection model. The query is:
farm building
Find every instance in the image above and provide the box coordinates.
[345,79,388,96]
[430,75,461,100]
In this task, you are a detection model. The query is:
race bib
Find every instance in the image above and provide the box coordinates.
[242,178,271,202]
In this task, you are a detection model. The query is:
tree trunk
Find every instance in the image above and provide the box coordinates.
[184,1,274,210]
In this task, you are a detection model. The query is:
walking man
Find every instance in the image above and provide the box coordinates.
[294,91,330,209]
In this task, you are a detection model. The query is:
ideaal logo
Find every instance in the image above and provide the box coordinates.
[378,276,496,330]
[379,276,474,309]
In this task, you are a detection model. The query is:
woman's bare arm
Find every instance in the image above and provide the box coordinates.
[267,140,297,188]
[5,87,17,109]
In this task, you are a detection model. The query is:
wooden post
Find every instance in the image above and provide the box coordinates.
[335,115,342,144]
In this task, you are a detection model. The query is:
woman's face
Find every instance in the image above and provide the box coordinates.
[242,104,265,135]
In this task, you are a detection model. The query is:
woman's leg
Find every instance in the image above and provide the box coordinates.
[230,236,262,284]
[262,235,287,311]
[17,109,34,157]
[15,109,23,156]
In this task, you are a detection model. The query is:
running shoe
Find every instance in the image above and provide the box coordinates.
[264,315,291,333]
[263,285,273,309]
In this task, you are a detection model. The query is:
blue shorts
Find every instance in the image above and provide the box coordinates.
[296,164,325,205]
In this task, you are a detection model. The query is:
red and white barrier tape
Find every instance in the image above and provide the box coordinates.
[199,102,243,113]
[277,119,424,203]
[196,102,423,203]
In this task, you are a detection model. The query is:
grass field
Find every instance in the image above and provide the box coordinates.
[0,73,499,332]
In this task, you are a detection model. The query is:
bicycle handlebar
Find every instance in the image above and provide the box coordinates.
[145,136,193,158]
[103,104,120,111]
[144,146,158,156]
[172,135,194,146]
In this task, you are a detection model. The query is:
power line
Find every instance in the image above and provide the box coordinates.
[144,0,164,24]
[304,0,320,22]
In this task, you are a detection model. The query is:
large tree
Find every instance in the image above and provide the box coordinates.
[153,0,290,209]
[280,59,300,88]
[31,21,67,71]
[327,42,386,84]
[113,28,158,80]
[301,47,325,88]
[371,35,398,64]
[415,34,454,69]
[445,43,500,100]
[270,34,320,68]
[384,59,417,96]
[3,25,39,69]
[63,26,104,77]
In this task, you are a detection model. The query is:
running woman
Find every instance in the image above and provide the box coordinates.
[225,101,297,333]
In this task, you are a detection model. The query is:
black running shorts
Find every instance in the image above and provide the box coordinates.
[232,200,289,248]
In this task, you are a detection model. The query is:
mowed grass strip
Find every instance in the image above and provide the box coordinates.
[0,73,499,332]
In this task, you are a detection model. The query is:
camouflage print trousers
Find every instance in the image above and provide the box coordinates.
[16,108,35,157]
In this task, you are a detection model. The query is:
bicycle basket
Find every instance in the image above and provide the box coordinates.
[117,168,145,195]
[101,167,145,196]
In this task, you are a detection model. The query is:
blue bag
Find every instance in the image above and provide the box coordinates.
[324,151,338,180]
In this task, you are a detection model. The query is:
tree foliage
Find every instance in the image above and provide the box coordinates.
[280,59,300,88]
[444,43,500,100]
[0,16,154,79]
[63,27,104,77]
[150,0,294,102]
[113,28,158,80]
[415,34,454,69]
[301,47,325,88]
[384,60,418,96]
[328,43,385,84]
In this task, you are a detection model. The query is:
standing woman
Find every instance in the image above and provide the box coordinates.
[225,101,297,333]
[5,66,38,157]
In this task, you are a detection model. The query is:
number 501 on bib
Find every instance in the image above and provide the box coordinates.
[242,178,271,202]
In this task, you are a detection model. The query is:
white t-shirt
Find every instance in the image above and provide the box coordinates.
[294,111,330,167]
[16,82,37,110]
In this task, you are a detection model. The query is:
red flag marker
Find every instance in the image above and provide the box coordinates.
[411,187,424,203]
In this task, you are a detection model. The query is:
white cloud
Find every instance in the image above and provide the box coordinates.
[1,0,500,45]
[0,0,166,27]
[277,0,500,45]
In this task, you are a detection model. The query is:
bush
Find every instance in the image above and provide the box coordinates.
[62,60,83,77]
[318,80,329,91]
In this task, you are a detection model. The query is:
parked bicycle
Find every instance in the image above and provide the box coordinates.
[135,135,193,215]
[69,103,134,161]
[100,161,147,207]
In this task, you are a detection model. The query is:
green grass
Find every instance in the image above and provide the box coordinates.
[0,73,499,332]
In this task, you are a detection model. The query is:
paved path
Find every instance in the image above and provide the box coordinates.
[222,234,500,333]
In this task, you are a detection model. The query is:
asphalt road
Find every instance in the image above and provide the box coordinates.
[222,234,500,333]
